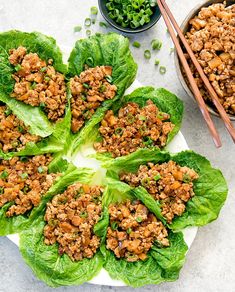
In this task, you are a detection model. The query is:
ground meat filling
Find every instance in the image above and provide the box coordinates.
[70,66,117,133]
[0,155,57,217]
[185,3,235,115]
[9,46,67,121]
[120,161,199,223]
[94,100,174,157]
[106,200,169,262]
[0,105,40,153]
[44,183,103,261]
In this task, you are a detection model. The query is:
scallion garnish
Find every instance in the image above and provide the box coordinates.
[17,125,24,133]
[139,115,146,121]
[115,127,123,136]
[90,6,98,15]
[74,25,82,33]
[155,59,160,66]
[151,39,162,50]
[0,187,4,194]
[83,83,90,89]
[111,221,118,230]
[85,18,92,27]
[132,41,141,48]
[159,66,167,75]
[99,21,108,28]
[37,166,44,173]
[4,107,12,116]
[14,64,22,72]
[80,211,88,218]
[91,19,96,24]
[183,173,191,183]
[0,170,8,179]
[154,174,161,181]
[20,172,28,180]
[86,29,91,36]
[99,84,106,93]
[136,216,143,223]
[40,67,47,72]
[106,75,113,83]
[30,81,37,90]
[127,228,132,234]
[144,50,151,59]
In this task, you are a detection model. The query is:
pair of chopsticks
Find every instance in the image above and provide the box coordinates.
[156,0,235,147]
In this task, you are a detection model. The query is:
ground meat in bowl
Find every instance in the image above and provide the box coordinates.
[94,100,174,157]
[44,183,103,261]
[9,46,67,122]
[0,105,40,153]
[0,154,57,217]
[185,3,235,115]
[106,200,169,262]
[70,66,117,133]
[120,161,199,223]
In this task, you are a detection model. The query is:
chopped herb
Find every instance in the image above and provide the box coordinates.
[115,127,123,135]
[48,219,58,227]
[154,174,161,181]
[81,94,86,101]
[20,156,28,162]
[40,102,45,108]
[144,50,151,59]
[85,18,92,27]
[11,141,19,148]
[99,84,106,93]
[155,59,160,66]
[127,228,132,234]
[141,177,150,186]
[183,173,191,183]
[143,136,154,146]
[44,76,50,82]
[30,81,37,89]
[139,115,146,121]
[23,185,30,193]
[4,107,12,116]
[151,39,162,50]
[91,19,96,24]
[80,211,88,218]
[111,221,118,230]
[14,64,22,71]
[90,6,98,15]
[106,75,113,83]
[0,187,4,194]
[83,82,90,89]
[74,25,82,33]
[127,113,135,124]
[0,170,8,179]
[132,41,141,48]
[86,29,91,36]
[136,216,143,223]
[37,166,44,173]
[159,66,167,75]
[157,111,165,119]
[86,56,94,67]
[99,21,108,28]
[17,125,24,133]
[40,67,47,72]
[20,172,28,179]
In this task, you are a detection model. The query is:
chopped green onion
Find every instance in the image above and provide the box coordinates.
[151,39,162,50]
[139,115,146,121]
[91,19,96,24]
[30,81,37,90]
[90,6,98,15]
[157,111,165,119]
[127,113,135,124]
[127,228,132,234]
[20,156,28,162]
[0,170,8,179]
[183,173,191,183]
[143,136,154,146]
[40,102,46,108]
[159,66,167,75]
[14,64,22,71]
[99,84,106,93]
[86,57,94,67]
[4,107,12,116]
[85,18,92,27]
[111,221,118,230]
[44,76,50,82]
[80,211,88,218]
[154,174,161,181]
[83,83,90,89]
[132,41,141,48]
[40,67,47,72]
[115,127,123,135]
[99,21,108,28]
[106,75,113,83]
[144,50,151,59]
[23,185,30,193]
[74,25,82,33]
[0,187,4,194]
[155,59,160,66]
[17,125,24,133]
[37,166,44,173]
[20,172,28,179]
[141,177,150,186]
[86,29,91,36]
[136,216,143,223]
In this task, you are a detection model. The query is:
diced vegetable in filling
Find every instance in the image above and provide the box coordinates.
[94,100,174,157]
[0,155,57,217]
[9,46,67,122]
[120,161,199,223]
[106,200,169,262]
[44,183,103,261]
[70,66,117,133]
[0,105,40,153]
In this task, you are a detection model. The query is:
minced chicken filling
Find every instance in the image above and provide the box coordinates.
[9,46,67,121]
[44,183,103,261]
[185,3,235,115]
[70,66,117,133]
[0,155,57,217]
[0,105,40,153]
[106,200,169,262]
[120,161,199,223]
[94,100,174,157]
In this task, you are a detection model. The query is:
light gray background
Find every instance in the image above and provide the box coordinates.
[0,0,234,291]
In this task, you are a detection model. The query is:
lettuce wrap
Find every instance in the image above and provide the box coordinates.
[93,182,188,287]
[100,149,228,230]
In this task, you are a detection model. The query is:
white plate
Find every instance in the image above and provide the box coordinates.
[7,79,197,286]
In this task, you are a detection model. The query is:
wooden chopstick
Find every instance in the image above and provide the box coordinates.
[156,0,222,147]
[160,0,235,144]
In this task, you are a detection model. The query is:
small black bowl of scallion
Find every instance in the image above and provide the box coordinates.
[98,0,161,33]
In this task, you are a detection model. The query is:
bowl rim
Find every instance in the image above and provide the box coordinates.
[174,0,235,121]
[98,0,161,34]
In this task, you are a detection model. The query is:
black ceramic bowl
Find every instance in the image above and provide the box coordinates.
[98,0,161,33]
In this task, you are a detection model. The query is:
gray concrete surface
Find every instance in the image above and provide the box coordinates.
[0,0,234,291]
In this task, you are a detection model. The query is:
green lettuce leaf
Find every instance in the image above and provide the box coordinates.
[67,32,137,156]
[102,149,228,230]
[0,158,94,236]
[94,182,187,287]
[0,30,71,156]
